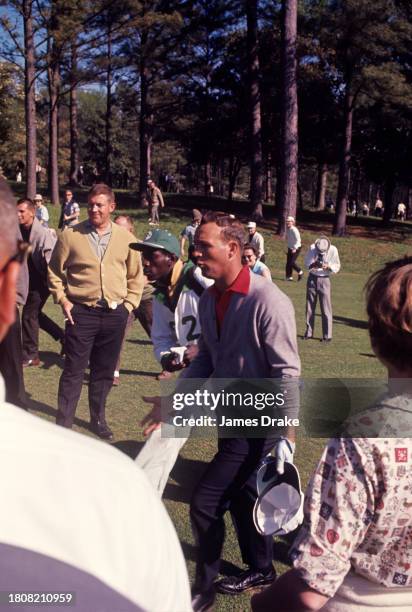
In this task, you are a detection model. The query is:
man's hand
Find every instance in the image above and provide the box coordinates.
[274,437,296,475]
[183,344,199,364]
[141,396,163,436]
[62,300,74,325]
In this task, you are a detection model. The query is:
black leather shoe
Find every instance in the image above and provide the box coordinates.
[90,421,114,440]
[191,589,215,611]
[321,337,332,343]
[215,567,276,595]
[303,333,312,340]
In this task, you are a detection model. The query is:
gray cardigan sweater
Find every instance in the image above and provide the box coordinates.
[183,272,301,379]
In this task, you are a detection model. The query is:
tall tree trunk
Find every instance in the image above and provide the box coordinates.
[69,42,79,185]
[277,0,298,237]
[23,0,37,199]
[139,42,152,207]
[204,160,212,196]
[105,26,113,185]
[333,82,353,236]
[246,0,263,219]
[315,162,328,210]
[227,155,241,203]
[382,175,396,226]
[47,41,60,206]
[264,153,272,201]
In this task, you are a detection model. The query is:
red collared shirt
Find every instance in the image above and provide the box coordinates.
[210,265,250,332]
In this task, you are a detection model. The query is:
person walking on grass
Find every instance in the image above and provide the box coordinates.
[147,179,165,225]
[285,216,303,281]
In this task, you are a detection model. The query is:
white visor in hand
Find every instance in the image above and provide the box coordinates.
[253,460,304,536]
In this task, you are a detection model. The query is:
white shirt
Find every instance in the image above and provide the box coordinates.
[304,243,341,277]
[286,226,301,249]
[248,231,265,258]
[0,378,191,612]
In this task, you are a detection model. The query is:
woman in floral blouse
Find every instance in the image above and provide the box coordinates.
[252,256,412,611]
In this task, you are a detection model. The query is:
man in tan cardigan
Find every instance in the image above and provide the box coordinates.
[48,183,143,439]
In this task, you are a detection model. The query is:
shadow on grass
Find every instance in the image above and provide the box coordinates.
[38,350,64,370]
[333,315,368,330]
[359,353,376,358]
[126,338,152,346]
[26,396,90,431]
[119,368,158,378]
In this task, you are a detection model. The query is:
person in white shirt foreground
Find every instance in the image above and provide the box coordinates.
[252,256,412,611]
[285,216,303,281]
[0,176,191,612]
[303,236,340,342]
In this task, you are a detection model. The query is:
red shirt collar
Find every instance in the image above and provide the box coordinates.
[210,265,250,297]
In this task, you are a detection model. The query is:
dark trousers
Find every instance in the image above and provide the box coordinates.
[286,247,302,278]
[190,436,276,591]
[0,307,27,408]
[22,287,64,360]
[57,303,129,428]
[115,297,153,372]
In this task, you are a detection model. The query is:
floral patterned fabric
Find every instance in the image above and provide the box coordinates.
[291,395,412,598]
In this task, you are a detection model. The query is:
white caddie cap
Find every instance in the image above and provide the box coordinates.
[253,459,304,536]
[247,221,256,229]
[34,194,43,201]
[286,216,295,223]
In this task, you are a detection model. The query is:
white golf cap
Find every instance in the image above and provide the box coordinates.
[247,221,256,229]
[253,459,304,536]
[315,236,330,253]
[286,216,295,222]
[34,194,43,201]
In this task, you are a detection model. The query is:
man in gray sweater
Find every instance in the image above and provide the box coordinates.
[143,211,301,611]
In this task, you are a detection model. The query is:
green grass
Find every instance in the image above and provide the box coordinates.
[21,192,412,611]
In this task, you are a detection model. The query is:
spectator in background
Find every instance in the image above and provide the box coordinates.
[252,257,412,611]
[303,236,341,342]
[246,221,265,262]
[60,190,80,230]
[243,245,272,281]
[147,179,165,225]
[17,198,64,367]
[375,197,383,217]
[398,202,406,221]
[180,209,202,258]
[362,202,369,216]
[0,177,192,612]
[34,194,49,228]
[285,216,303,281]
[48,183,143,439]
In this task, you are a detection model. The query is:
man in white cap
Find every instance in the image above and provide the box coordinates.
[303,236,340,342]
[285,216,303,281]
[247,221,265,262]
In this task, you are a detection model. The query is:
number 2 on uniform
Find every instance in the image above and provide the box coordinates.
[182,315,200,341]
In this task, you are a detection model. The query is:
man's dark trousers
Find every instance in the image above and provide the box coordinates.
[22,286,64,360]
[286,247,302,278]
[57,303,129,428]
[190,436,276,592]
[0,307,27,408]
